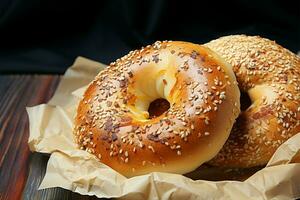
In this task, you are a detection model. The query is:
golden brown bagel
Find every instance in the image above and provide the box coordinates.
[205,35,300,167]
[74,41,240,177]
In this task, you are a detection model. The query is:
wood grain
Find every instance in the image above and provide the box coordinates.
[0,76,101,200]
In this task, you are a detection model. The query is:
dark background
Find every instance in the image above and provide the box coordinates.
[0,0,299,74]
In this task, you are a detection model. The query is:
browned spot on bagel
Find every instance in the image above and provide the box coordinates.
[252,106,273,120]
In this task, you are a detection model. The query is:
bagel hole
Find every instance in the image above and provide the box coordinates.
[240,92,252,111]
[148,98,170,119]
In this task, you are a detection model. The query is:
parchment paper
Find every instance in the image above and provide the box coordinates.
[27,57,300,199]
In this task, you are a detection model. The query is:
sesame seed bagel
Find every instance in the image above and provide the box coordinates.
[205,35,300,167]
[74,41,240,177]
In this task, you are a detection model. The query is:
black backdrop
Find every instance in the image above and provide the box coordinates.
[0,0,299,74]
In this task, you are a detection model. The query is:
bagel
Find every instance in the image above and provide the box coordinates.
[205,35,300,167]
[74,41,240,177]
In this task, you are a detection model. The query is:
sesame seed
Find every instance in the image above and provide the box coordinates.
[191,124,194,130]
[205,118,210,125]
[148,145,155,153]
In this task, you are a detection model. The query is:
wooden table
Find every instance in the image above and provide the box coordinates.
[0,76,100,200]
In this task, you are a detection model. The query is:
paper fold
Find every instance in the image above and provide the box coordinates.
[27,57,300,199]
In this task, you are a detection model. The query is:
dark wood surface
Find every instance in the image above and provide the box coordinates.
[0,75,100,200]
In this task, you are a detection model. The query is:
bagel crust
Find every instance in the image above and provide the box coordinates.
[205,35,300,167]
[74,41,240,177]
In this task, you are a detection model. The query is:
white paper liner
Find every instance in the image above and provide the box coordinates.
[27,57,300,199]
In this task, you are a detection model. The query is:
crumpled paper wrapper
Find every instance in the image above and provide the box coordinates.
[27,57,300,199]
